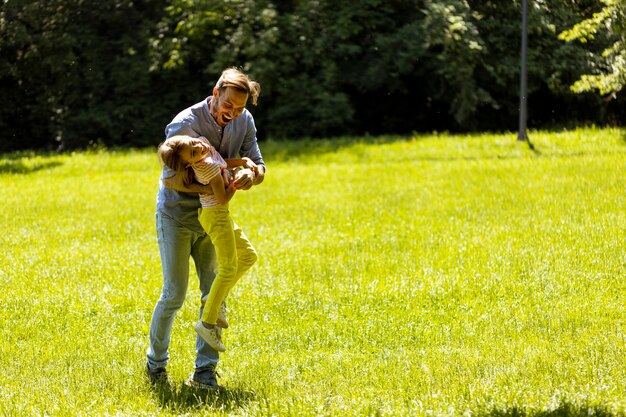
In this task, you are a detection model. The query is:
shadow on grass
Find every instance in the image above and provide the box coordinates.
[262,136,542,166]
[0,159,63,174]
[263,126,626,164]
[482,402,620,417]
[264,134,626,166]
[149,380,256,413]
[261,134,418,162]
[261,134,543,164]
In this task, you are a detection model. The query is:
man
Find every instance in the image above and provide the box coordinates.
[146,68,266,388]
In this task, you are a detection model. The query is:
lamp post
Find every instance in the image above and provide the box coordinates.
[518,0,530,144]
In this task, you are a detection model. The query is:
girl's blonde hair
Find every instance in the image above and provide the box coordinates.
[157,135,195,187]
[215,67,261,105]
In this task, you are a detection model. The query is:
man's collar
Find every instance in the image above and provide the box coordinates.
[206,96,218,124]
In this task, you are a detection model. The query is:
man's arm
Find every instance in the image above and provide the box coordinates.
[234,115,266,189]
[239,114,265,165]
[254,164,266,185]
[163,171,212,194]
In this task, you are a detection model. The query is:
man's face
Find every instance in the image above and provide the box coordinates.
[211,87,249,127]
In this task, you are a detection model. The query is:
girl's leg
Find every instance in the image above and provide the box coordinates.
[233,221,258,281]
[198,206,238,325]
[204,222,257,330]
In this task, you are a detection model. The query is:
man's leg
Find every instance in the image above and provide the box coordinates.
[147,212,193,370]
[189,230,221,387]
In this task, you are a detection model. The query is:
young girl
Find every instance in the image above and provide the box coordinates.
[158,135,258,352]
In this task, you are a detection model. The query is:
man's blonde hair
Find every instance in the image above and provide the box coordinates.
[215,67,261,105]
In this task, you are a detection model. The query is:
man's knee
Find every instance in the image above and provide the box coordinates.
[159,287,187,310]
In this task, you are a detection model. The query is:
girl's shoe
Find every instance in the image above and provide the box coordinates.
[194,321,226,352]
[217,301,229,329]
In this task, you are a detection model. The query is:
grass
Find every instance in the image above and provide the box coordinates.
[0,126,625,416]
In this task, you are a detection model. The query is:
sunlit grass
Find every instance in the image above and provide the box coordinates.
[1,127,625,416]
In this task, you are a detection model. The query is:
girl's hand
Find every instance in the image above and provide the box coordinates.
[221,168,231,186]
[226,180,236,198]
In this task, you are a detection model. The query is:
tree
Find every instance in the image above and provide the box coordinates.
[0,0,621,151]
[559,0,626,97]
[0,0,169,151]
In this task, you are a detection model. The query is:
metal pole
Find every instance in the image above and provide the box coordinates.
[518,0,529,142]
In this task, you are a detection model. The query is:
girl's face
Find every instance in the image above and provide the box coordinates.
[179,138,210,165]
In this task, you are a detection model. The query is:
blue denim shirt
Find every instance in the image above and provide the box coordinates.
[156,96,265,233]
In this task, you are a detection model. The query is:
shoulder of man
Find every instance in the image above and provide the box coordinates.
[171,100,205,122]
[234,108,255,129]
[165,99,208,137]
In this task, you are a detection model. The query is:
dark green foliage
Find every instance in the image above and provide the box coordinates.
[0,0,171,151]
[132,0,626,138]
[0,0,622,150]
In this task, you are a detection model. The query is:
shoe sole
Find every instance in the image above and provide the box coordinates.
[186,377,220,390]
[146,365,170,385]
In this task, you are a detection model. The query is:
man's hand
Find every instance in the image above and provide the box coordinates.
[252,164,265,185]
[242,157,257,171]
[163,171,211,194]
[163,172,187,192]
[233,168,255,190]
[233,164,265,189]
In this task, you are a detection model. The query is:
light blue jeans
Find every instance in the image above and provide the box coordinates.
[147,211,219,371]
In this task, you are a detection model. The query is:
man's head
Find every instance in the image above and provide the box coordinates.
[210,67,261,127]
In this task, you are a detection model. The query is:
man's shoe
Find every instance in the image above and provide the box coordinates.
[195,321,226,352]
[186,364,220,389]
[217,301,229,329]
[146,364,170,385]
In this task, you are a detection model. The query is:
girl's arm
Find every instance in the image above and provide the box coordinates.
[224,157,257,170]
[210,172,236,204]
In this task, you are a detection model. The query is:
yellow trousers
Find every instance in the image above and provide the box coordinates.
[198,205,257,325]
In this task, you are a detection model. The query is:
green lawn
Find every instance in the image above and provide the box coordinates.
[1,127,625,416]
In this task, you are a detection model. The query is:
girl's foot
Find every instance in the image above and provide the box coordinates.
[194,321,226,352]
[217,301,229,329]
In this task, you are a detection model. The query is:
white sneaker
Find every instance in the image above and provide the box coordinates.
[217,301,229,329]
[195,321,226,352]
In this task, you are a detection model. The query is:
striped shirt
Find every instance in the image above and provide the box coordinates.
[190,146,228,208]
